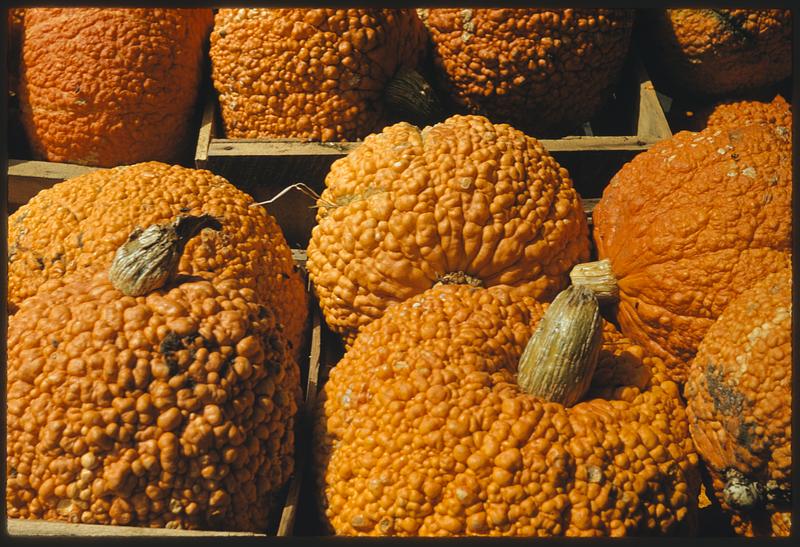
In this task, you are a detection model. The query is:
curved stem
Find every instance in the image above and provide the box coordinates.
[384,67,446,127]
[109,214,221,296]
[517,285,602,406]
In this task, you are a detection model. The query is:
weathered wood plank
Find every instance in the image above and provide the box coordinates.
[7,518,266,537]
[634,53,673,142]
[7,160,99,208]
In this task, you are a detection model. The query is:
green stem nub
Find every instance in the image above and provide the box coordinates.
[109,214,221,296]
[384,67,446,127]
[517,285,603,407]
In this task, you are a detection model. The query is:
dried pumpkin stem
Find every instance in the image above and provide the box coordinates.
[109,214,222,296]
[517,285,603,406]
[435,271,483,287]
[384,66,445,126]
[569,259,619,304]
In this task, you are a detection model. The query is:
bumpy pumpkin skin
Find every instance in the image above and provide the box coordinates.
[18,8,212,167]
[705,95,791,130]
[210,8,426,141]
[685,268,791,536]
[7,162,308,364]
[642,9,791,96]
[7,270,300,531]
[306,115,590,344]
[421,9,634,137]
[592,122,792,383]
[315,284,700,536]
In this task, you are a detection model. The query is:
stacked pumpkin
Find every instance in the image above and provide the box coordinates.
[306,115,704,536]
[569,102,792,536]
[6,163,308,531]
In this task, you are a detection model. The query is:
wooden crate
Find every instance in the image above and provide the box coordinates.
[5,252,323,539]
[194,50,671,247]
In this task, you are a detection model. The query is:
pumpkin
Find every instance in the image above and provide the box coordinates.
[306,114,590,345]
[639,9,791,97]
[18,8,213,167]
[7,161,308,365]
[314,283,700,536]
[209,8,435,141]
[6,217,301,531]
[575,121,792,384]
[420,8,635,136]
[684,267,791,537]
[705,95,791,130]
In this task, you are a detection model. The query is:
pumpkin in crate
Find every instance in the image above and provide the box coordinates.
[572,121,792,384]
[684,267,791,537]
[18,8,213,167]
[639,9,792,97]
[209,8,438,141]
[7,161,308,365]
[420,8,635,137]
[6,217,301,531]
[306,114,590,345]
[314,284,700,536]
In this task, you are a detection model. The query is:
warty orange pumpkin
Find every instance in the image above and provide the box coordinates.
[209,8,433,141]
[7,161,308,365]
[640,9,791,97]
[314,283,700,536]
[306,114,590,345]
[704,95,791,130]
[573,121,792,384]
[18,8,213,167]
[684,267,791,537]
[420,8,635,136]
[7,218,301,531]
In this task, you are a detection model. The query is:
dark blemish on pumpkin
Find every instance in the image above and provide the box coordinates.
[219,353,234,379]
[180,207,191,213]
[257,306,269,320]
[185,377,197,389]
[159,331,185,355]
[705,362,744,416]
[166,356,180,376]
[730,153,739,160]
[51,338,59,348]
[9,467,17,478]
[36,256,45,270]
[51,252,63,265]
[76,232,84,248]
[736,421,757,449]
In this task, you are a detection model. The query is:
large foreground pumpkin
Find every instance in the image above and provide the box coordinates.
[7,162,308,362]
[421,8,635,136]
[210,8,428,141]
[7,220,300,531]
[685,267,791,537]
[586,121,791,383]
[315,284,700,536]
[18,8,213,167]
[306,115,590,344]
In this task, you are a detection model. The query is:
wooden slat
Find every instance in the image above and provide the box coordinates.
[277,306,322,537]
[7,519,266,537]
[633,53,673,141]
[206,134,657,160]
[194,95,216,169]
[8,160,99,207]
